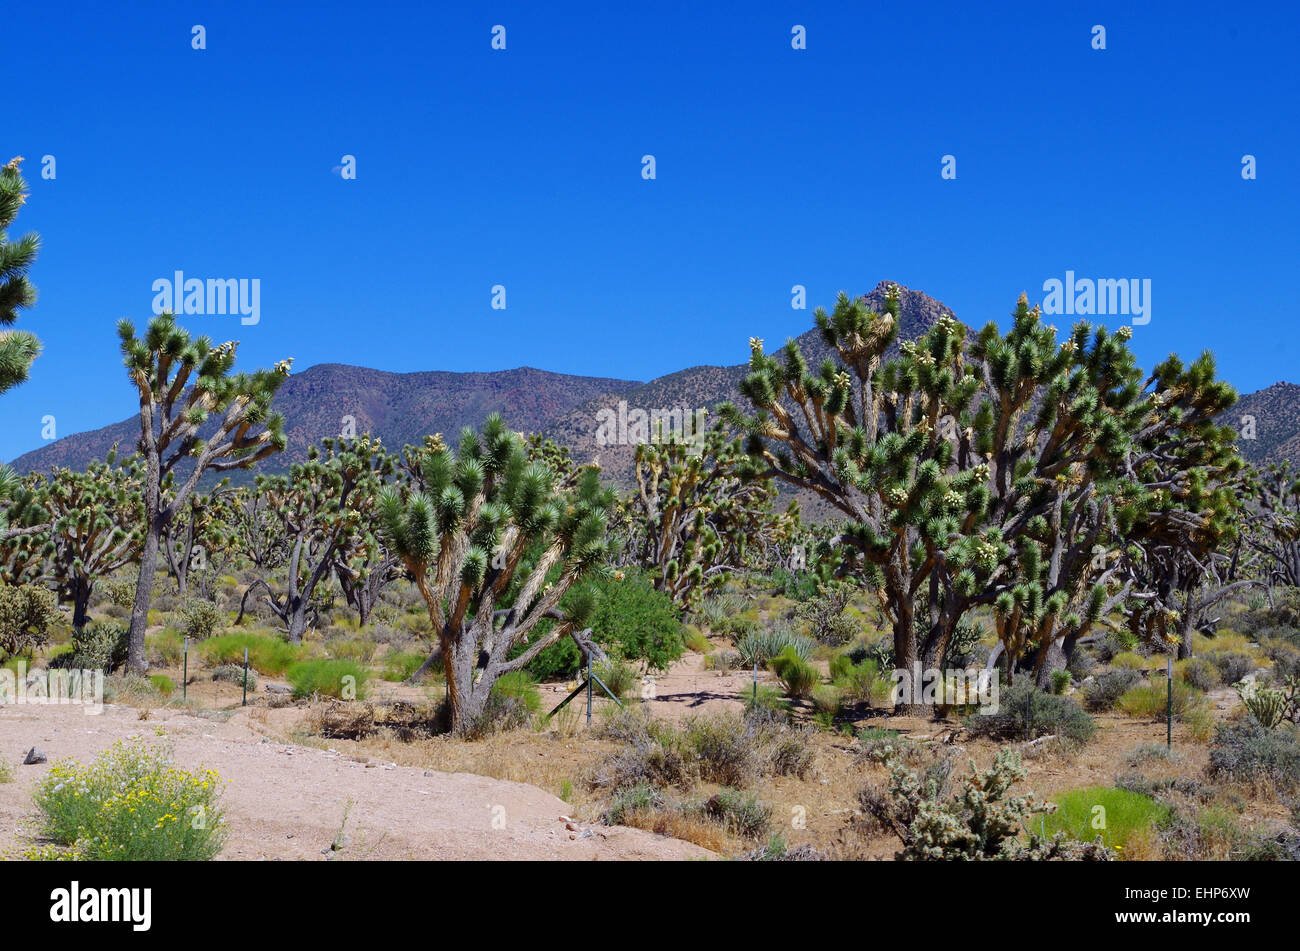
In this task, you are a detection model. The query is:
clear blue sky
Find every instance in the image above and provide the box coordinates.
[4,0,1297,461]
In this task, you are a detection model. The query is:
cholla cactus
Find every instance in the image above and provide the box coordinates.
[378,414,615,734]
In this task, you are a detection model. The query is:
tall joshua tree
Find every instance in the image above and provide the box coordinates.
[378,416,614,734]
[0,157,42,396]
[119,313,291,671]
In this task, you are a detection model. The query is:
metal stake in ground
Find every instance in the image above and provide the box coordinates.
[243,646,249,707]
[183,636,189,700]
[1167,653,1174,750]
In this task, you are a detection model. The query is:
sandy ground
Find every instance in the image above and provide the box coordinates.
[0,701,712,861]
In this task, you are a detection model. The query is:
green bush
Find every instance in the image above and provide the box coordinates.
[49,620,129,673]
[1042,786,1172,852]
[740,683,790,720]
[966,679,1097,746]
[147,629,186,667]
[770,645,820,699]
[1050,669,1072,695]
[380,649,426,682]
[595,659,638,700]
[32,737,225,860]
[149,674,175,697]
[286,659,370,700]
[696,788,771,839]
[1208,651,1257,685]
[324,637,377,664]
[201,633,301,677]
[1116,680,1204,719]
[683,712,760,787]
[585,572,685,672]
[0,583,59,660]
[0,758,13,783]
[178,599,223,640]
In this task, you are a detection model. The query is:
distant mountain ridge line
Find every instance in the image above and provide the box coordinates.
[11,282,1299,486]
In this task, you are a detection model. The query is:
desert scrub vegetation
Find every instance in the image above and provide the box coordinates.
[31,737,225,860]
[1041,787,1173,855]
[200,632,301,676]
[860,747,1113,860]
[965,680,1097,747]
[1207,720,1300,792]
[286,658,370,700]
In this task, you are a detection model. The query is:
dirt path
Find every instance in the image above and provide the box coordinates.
[0,702,712,861]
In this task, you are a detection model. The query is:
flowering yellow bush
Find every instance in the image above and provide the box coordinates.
[32,736,225,860]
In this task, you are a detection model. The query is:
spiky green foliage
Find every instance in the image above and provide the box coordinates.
[159,479,237,598]
[0,581,58,661]
[238,435,395,642]
[0,157,41,396]
[43,448,145,627]
[725,288,1244,700]
[0,464,51,585]
[117,313,292,671]
[378,417,615,733]
[625,421,796,606]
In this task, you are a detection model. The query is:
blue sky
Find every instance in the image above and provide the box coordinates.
[4,0,1297,460]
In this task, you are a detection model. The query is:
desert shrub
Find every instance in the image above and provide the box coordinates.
[0,583,59,660]
[1235,680,1296,729]
[742,833,823,861]
[770,645,819,699]
[32,737,225,860]
[178,599,223,640]
[1261,638,1300,680]
[1207,721,1300,791]
[1049,669,1072,696]
[1082,669,1143,710]
[201,632,301,677]
[861,747,1113,860]
[520,631,583,681]
[1094,630,1139,662]
[811,684,843,718]
[1157,803,1290,861]
[380,649,426,682]
[212,664,257,690]
[464,671,541,738]
[584,572,684,672]
[694,592,744,630]
[147,629,186,667]
[604,782,663,825]
[1110,651,1152,670]
[49,620,129,673]
[695,788,771,838]
[795,584,856,646]
[1067,648,1098,679]
[765,727,816,778]
[966,680,1097,746]
[589,710,691,791]
[595,659,638,700]
[704,649,742,671]
[1175,657,1221,692]
[100,578,137,609]
[1043,786,1172,853]
[683,711,760,787]
[0,758,12,783]
[740,683,790,721]
[1208,651,1257,685]
[1116,680,1204,719]
[286,659,370,700]
[681,624,711,653]
[830,653,885,703]
[324,637,377,664]
[734,626,814,669]
[149,674,175,696]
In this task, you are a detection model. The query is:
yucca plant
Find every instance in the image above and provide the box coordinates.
[378,416,615,734]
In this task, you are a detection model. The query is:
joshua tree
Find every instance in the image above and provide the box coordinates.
[378,416,614,734]
[0,464,51,585]
[625,421,794,605]
[1242,462,1300,590]
[159,480,238,598]
[724,287,1242,708]
[44,448,145,627]
[118,314,291,671]
[0,157,41,397]
[237,435,393,642]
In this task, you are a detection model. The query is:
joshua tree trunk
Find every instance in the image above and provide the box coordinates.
[127,515,161,673]
[71,576,93,630]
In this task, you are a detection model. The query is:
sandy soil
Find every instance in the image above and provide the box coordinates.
[0,701,712,861]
